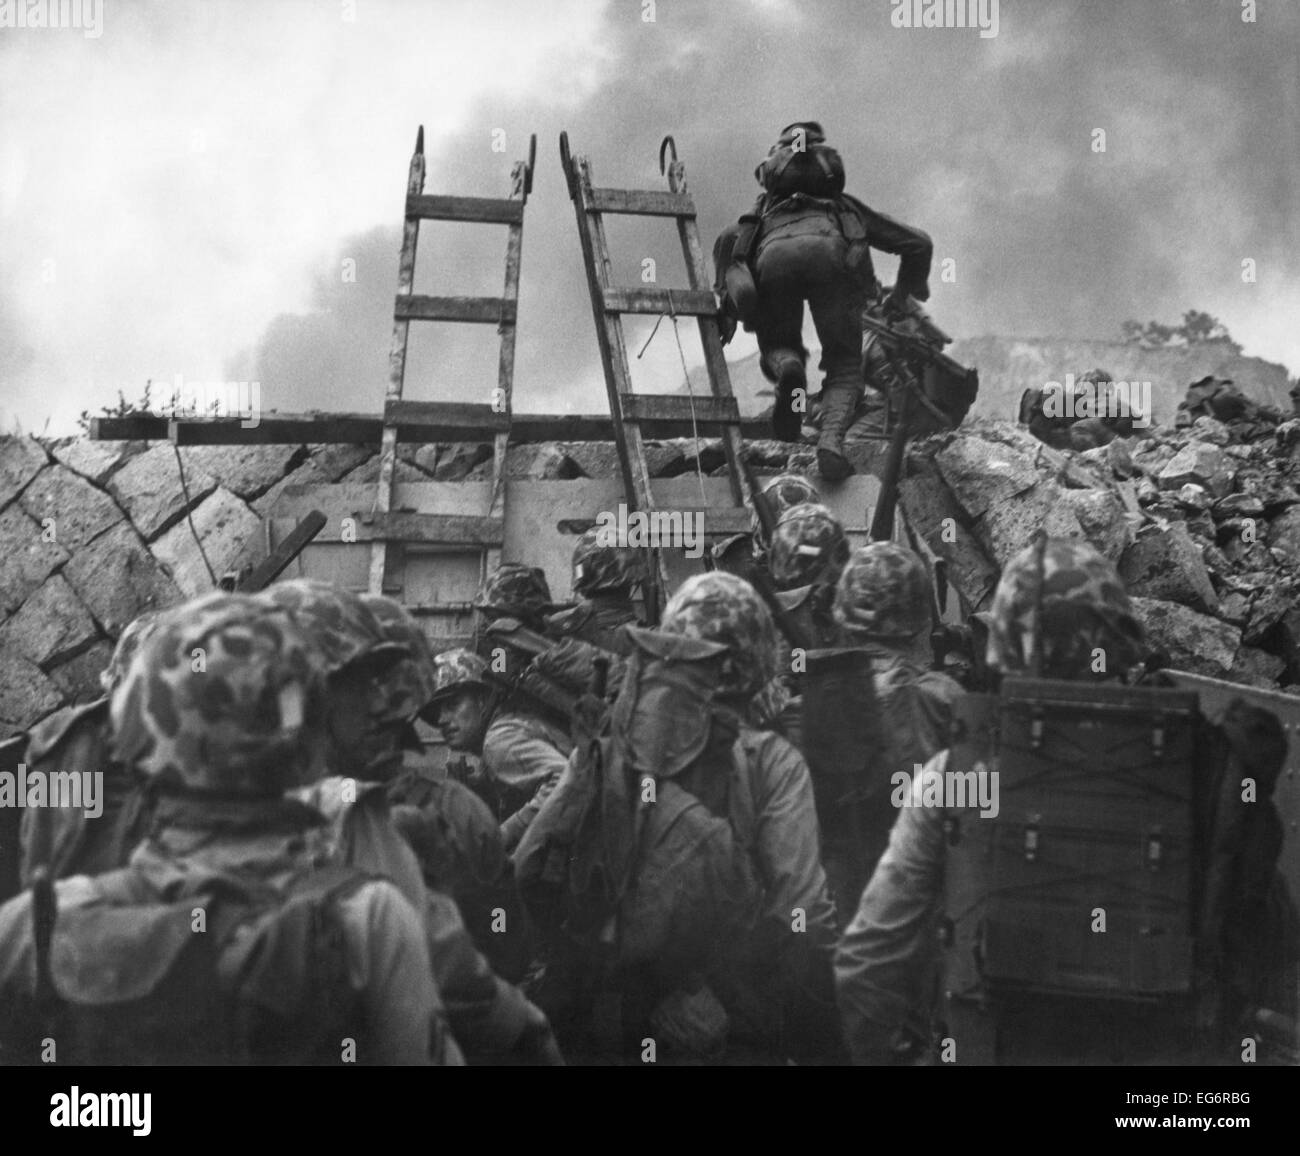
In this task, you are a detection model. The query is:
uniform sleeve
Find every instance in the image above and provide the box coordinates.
[746,732,838,951]
[854,202,933,302]
[338,880,464,1065]
[484,718,570,850]
[834,750,949,1063]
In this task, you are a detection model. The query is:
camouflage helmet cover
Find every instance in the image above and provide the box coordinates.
[109,592,327,795]
[572,526,645,596]
[100,609,165,695]
[474,563,554,620]
[429,648,494,705]
[987,537,1146,678]
[751,473,820,552]
[260,579,407,674]
[834,542,932,640]
[768,502,850,592]
[361,594,437,722]
[659,571,777,701]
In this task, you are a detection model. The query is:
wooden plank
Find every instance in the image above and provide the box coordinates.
[586,187,695,218]
[395,295,517,325]
[96,411,776,445]
[348,512,504,546]
[384,400,511,432]
[619,393,740,426]
[406,193,523,225]
[238,510,327,592]
[552,507,752,536]
[370,129,427,596]
[600,286,717,317]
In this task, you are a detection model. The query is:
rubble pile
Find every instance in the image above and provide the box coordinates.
[900,376,1300,688]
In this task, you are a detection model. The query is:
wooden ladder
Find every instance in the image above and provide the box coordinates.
[367,125,536,603]
[559,132,754,620]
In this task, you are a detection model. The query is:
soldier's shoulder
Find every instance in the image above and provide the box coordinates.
[24,698,109,763]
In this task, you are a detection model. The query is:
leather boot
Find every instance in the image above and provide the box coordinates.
[816,381,863,480]
[769,355,806,443]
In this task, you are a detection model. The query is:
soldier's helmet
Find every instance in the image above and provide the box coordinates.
[987,537,1146,679]
[768,502,851,592]
[833,542,933,641]
[572,527,645,597]
[110,593,327,796]
[659,572,777,701]
[428,648,494,706]
[361,594,437,722]
[100,609,165,695]
[474,563,554,623]
[260,579,407,675]
[752,473,820,553]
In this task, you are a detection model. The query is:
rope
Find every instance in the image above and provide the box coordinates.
[172,443,218,587]
[636,289,709,509]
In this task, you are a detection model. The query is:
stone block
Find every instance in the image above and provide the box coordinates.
[504,444,581,480]
[1130,596,1240,677]
[0,647,62,736]
[0,436,49,509]
[63,521,182,635]
[19,463,124,552]
[1060,488,1132,562]
[252,445,374,516]
[0,574,100,667]
[49,437,146,486]
[0,505,70,614]
[1118,523,1218,614]
[151,487,262,597]
[1157,441,1235,498]
[108,443,217,539]
[175,444,304,500]
[934,435,1038,518]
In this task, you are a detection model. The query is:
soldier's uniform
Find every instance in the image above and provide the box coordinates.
[261,579,561,1063]
[0,593,460,1066]
[717,123,932,480]
[545,527,643,655]
[656,571,842,1063]
[834,539,1292,1065]
[831,542,962,900]
[17,612,163,891]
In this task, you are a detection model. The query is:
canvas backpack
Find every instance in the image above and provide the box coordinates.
[756,122,846,200]
[512,627,760,977]
[33,862,370,1065]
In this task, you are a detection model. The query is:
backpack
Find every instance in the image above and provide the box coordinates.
[35,863,370,1065]
[756,123,846,199]
[512,628,760,978]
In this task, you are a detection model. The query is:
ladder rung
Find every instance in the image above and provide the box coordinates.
[406,194,524,225]
[677,507,753,536]
[619,393,741,427]
[357,512,505,546]
[384,400,511,436]
[586,188,695,218]
[600,287,717,316]
[396,295,517,324]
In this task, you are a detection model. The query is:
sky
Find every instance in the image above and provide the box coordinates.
[1,0,1297,435]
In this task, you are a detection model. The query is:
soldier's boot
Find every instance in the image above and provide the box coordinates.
[816,379,863,481]
[764,351,807,443]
